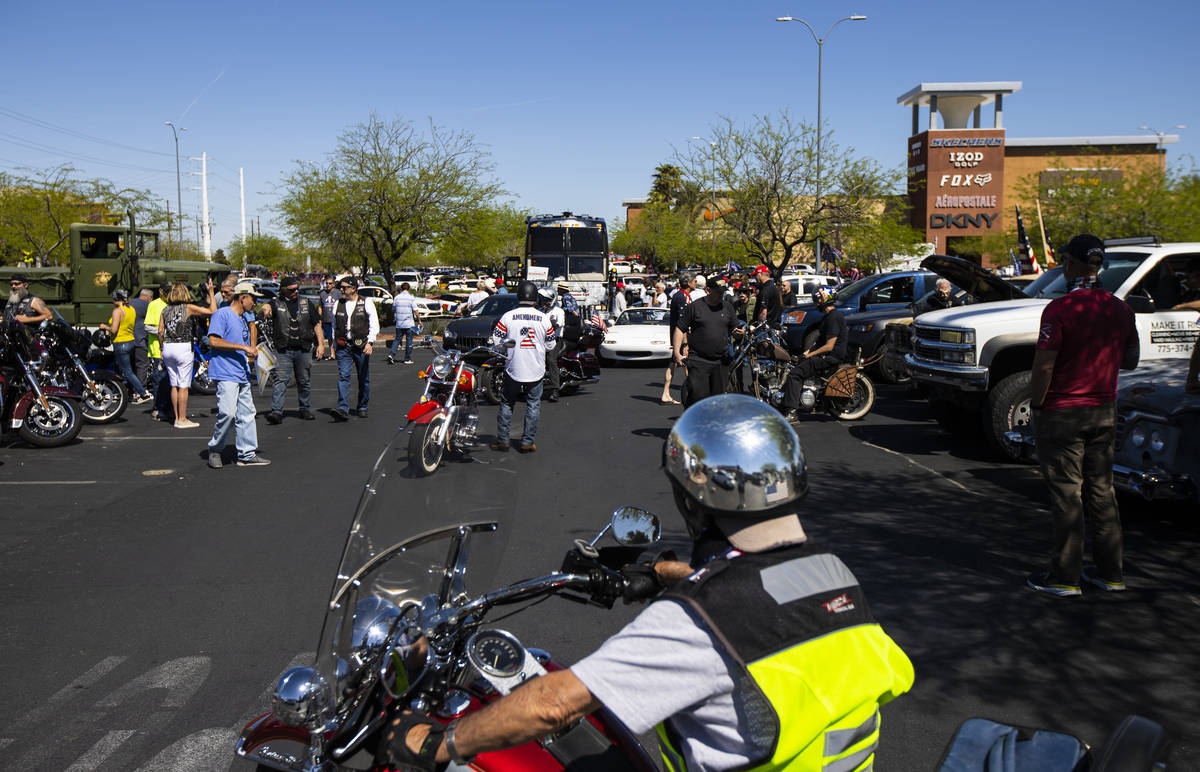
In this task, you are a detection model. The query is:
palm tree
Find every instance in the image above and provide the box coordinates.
[648,164,685,204]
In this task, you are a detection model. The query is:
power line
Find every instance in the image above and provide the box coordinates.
[0,107,174,157]
[0,131,175,174]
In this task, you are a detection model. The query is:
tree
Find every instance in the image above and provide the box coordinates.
[225,234,295,272]
[424,203,527,272]
[277,114,503,287]
[676,112,902,278]
[0,165,166,266]
[839,198,928,273]
[1013,155,1200,247]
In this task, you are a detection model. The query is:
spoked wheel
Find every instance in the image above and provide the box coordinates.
[79,371,129,424]
[407,414,447,476]
[192,360,216,395]
[828,375,876,421]
[18,396,83,447]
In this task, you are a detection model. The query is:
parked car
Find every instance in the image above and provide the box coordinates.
[597,308,671,364]
[413,296,457,319]
[354,284,395,327]
[1111,365,1199,504]
[782,269,939,353]
[392,271,422,289]
[442,293,521,359]
[783,274,839,300]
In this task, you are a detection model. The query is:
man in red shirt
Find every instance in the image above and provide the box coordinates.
[1026,234,1139,597]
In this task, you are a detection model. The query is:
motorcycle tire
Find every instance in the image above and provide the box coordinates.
[191,361,217,396]
[79,371,129,424]
[484,368,505,406]
[408,414,447,476]
[18,396,83,447]
[828,374,876,421]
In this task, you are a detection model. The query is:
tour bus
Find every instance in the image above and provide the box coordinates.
[505,212,609,308]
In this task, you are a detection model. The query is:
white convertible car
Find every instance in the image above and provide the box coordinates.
[598,308,672,364]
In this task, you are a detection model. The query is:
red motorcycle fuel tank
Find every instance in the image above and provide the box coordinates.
[405,398,445,423]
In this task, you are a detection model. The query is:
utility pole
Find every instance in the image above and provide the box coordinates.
[165,199,172,252]
[239,167,248,269]
[189,151,212,258]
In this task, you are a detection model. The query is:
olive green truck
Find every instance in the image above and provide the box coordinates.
[0,222,229,326]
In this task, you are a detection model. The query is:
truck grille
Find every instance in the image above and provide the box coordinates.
[449,336,489,352]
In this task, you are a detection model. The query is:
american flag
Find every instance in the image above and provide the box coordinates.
[1014,205,1042,275]
[589,314,607,333]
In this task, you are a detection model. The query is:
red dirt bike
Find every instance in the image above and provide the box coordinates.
[235,438,661,771]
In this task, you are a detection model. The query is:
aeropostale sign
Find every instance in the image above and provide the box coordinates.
[908,128,1005,239]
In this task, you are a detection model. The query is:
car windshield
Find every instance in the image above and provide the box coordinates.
[831,276,875,300]
[1026,252,1149,298]
[617,309,668,325]
[471,294,520,317]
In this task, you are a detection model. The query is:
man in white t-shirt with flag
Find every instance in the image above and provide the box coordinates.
[489,280,556,453]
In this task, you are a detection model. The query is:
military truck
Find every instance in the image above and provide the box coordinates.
[0,221,229,326]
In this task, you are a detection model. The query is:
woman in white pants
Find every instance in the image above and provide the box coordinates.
[158,280,217,428]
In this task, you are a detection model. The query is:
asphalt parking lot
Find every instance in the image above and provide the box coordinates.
[0,350,1196,770]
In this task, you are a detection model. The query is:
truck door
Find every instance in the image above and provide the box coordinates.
[1125,253,1200,361]
[860,275,916,312]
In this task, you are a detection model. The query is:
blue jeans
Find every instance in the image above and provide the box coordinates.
[113,340,147,396]
[321,322,333,354]
[271,349,312,412]
[497,377,542,446]
[208,380,258,460]
[149,357,172,418]
[390,327,416,360]
[336,345,370,411]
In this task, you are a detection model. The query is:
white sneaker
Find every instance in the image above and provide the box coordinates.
[174,419,200,429]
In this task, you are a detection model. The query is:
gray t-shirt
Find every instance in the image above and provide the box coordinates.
[570,600,754,770]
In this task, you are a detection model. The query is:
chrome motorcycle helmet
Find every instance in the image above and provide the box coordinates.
[664,394,809,552]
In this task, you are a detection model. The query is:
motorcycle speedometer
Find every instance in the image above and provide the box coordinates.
[430,355,453,380]
[466,630,525,678]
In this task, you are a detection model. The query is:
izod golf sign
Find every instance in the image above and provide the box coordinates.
[908,128,1005,238]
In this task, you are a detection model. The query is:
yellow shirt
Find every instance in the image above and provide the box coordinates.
[144,297,167,358]
[111,305,137,343]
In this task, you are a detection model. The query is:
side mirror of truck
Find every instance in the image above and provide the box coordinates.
[1125,294,1155,314]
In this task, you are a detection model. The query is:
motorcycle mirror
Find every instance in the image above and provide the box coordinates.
[610,507,661,546]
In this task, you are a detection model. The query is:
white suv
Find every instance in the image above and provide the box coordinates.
[907,238,1200,459]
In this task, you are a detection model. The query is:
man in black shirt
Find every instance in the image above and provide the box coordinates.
[781,288,847,420]
[672,278,737,407]
[752,265,782,328]
[261,276,327,423]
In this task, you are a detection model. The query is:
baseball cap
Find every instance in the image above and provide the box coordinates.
[1061,234,1105,267]
[706,278,727,293]
[751,265,770,276]
[10,273,29,284]
[279,275,299,288]
[232,281,265,297]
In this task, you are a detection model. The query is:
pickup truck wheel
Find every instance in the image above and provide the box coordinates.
[874,349,911,385]
[985,371,1034,463]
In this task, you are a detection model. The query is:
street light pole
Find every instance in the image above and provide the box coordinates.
[1137,123,1186,151]
[164,122,186,246]
[776,14,866,273]
[691,136,718,270]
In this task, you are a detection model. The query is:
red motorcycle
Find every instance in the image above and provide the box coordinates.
[405,342,504,476]
[235,439,661,771]
[0,318,83,447]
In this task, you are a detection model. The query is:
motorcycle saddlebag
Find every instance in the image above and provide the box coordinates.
[937,718,1088,772]
[825,365,858,399]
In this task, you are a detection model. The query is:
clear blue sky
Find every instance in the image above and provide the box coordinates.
[3,0,1197,253]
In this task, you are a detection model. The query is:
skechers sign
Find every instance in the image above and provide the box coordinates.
[907,128,1006,238]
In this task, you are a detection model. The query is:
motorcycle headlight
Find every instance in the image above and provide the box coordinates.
[1129,426,1146,448]
[430,355,453,380]
[1150,431,1164,453]
[272,666,331,729]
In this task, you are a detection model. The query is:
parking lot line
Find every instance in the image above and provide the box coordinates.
[0,480,98,485]
[860,440,983,496]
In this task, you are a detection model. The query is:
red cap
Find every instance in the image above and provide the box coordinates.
[751,265,769,275]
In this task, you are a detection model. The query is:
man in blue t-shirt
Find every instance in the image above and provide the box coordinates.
[206,282,269,468]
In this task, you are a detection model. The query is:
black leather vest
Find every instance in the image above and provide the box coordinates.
[334,299,369,343]
[271,297,314,349]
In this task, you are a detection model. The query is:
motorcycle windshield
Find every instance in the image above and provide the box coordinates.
[311,428,515,729]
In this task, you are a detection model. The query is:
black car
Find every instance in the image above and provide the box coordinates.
[442,293,520,359]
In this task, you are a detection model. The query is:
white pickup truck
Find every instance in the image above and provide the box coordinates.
[906,238,1200,459]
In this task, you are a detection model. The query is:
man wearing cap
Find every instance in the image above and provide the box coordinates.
[752,265,782,328]
[672,277,737,407]
[4,274,51,327]
[261,276,326,423]
[331,278,379,421]
[556,281,580,324]
[206,282,270,468]
[1026,234,1139,597]
[129,288,154,387]
[386,395,913,772]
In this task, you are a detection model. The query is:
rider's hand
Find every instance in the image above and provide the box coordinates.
[620,564,662,604]
[384,713,446,771]
[365,343,373,356]
[673,351,685,366]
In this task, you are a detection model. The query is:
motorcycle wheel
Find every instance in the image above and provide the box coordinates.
[408,414,447,476]
[828,375,876,421]
[18,396,83,447]
[484,368,505,405]
[191,360,217,395]
[79,371,129,424]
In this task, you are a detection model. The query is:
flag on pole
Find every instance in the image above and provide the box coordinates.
[1009,249,1022,275]
[1034,198,1055,268]
[1014,205,1041,275]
